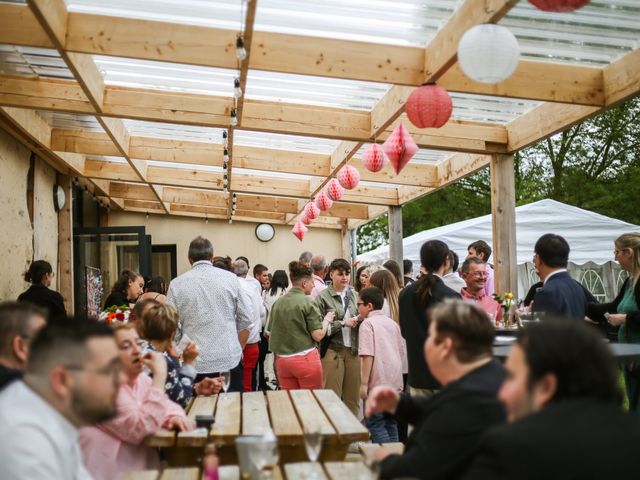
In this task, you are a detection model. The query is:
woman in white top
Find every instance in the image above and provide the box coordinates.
[262,269,289,387]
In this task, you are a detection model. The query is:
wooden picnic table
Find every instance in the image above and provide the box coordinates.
[145,389,369,467]
[123,462,374,480]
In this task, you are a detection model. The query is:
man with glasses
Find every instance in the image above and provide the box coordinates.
[460,257,503,324]
[0,302,47,390]
[0,320,121,479]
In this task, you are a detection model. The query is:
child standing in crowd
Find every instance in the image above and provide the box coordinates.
[358,286,405,443]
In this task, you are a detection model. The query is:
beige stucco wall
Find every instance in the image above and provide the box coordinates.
[108,211,344,275]
[0,128,59,300]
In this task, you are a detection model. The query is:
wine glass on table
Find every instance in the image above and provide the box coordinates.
[220,371,231,393]
[303,427,323,479]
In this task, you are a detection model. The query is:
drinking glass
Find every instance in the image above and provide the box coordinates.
[304,427,323,462]
[221,371,231,392]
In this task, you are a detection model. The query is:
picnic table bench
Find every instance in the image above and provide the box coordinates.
[145,389,369,466]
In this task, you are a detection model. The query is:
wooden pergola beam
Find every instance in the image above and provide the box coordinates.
[0,4,605,107]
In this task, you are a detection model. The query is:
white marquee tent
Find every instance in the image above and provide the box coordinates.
[359,199,639,300]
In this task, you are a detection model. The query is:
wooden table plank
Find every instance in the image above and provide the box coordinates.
[211,392,241,445]
[312,390,369,443]
[266,390,304,444]
[218,465,239,480]
[177,395,218,447]
[284,462,327,479]
[289,390,335,436]
[359,441,404,461]
[159,467,200,480]
[242,391,271,436]
[145,427,177,447]
[324,461,373,479]
[121,471,159,480]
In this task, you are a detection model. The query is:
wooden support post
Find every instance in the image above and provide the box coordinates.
[57,174,74,314]
[490,154,517,295]
[341,226,351,261]
[388,206,403,268]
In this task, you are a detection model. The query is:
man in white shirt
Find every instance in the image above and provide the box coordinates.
[168,237,252,392]
[310,255,328,298]
[234,259,266,392]
[0,321,121,479]
[442,251,466,293]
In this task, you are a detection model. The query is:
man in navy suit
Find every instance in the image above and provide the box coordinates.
[531,234,593,319]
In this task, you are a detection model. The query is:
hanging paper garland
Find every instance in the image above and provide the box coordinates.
[528,0,590,12]
[362,144,388,173]
[304,201,320,220]
[300,214,312,225]
[315,190,333,211]
[404,84,453,129]
[457,24,520,84]
[292,221,307,241]
[382,123,418,175]
[326,179,344,201]
[337,165,360,190]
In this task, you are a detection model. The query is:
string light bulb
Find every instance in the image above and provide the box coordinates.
[236,36,247,61]
[230,108,238,127]
[205,216,209,225]
[233,77,243,98]
[223,148,230,163]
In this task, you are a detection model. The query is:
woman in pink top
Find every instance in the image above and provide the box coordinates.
[79,323,194,480]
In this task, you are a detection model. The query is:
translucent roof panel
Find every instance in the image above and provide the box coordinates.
[124,120,224,142]
[0,45,73,79]
[38,112,105,132]
[234,130,339,154]
[65,0,243,29]
[246,70,389,110]
[450,93,541,124]
[255,0,462,46]
[501,1,640,65]
[93,56,235,96]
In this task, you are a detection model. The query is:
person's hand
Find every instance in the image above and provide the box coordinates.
[344,317,357,328]
[608,313,627,327]
[142,351,167,378]
[168,416,195,432]
[373,446,393,462]
[365,386,400,417]
[182,341,199,364]
[360,384,369,401]
[324,312,336,323]
[195,377,222,396]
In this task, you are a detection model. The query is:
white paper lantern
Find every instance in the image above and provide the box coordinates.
[457,24,520,84]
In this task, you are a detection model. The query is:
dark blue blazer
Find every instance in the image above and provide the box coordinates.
[532,271,592,319]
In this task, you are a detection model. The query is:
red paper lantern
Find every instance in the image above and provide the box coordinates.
[304,201,320,220]
[292,221,308,241]
[337,165,360,190]
[315,190,333,211]
[300,214,312,225]
[382,123,418,175]
[528,0,590,12]
[326,179,344,201]
[362,144,388,173]
[404,84,452,129]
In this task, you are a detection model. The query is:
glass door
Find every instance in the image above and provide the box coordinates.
[73,226,150,316]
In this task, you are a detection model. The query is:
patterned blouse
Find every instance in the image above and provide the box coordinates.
[147,343,196,408]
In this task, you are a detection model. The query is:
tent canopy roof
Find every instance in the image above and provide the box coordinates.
[358,199,640,266]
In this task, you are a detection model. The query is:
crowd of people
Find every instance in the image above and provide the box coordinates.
[1,231,639,479]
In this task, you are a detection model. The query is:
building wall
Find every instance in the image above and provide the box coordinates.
[0,128,59,300]
[108,211,344,276]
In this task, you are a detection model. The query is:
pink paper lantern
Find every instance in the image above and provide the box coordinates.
[382,123,419,175]
[300,214,312,225]
[337,165,360,190]
[292,221,308,241]
[362,144,388,173]
[326,179,344,201]
[304,201,320,220]
[528,0,590,12]
[315,190,333,211]
[404,84,452,129]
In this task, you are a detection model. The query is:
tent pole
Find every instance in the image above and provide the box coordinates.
[490,154,517,296]
[388,206,403,269]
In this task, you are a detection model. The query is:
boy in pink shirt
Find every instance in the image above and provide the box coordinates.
[358,287,405,443]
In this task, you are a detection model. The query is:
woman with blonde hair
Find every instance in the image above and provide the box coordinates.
[587,232,640,412]
[369,269,401,324]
